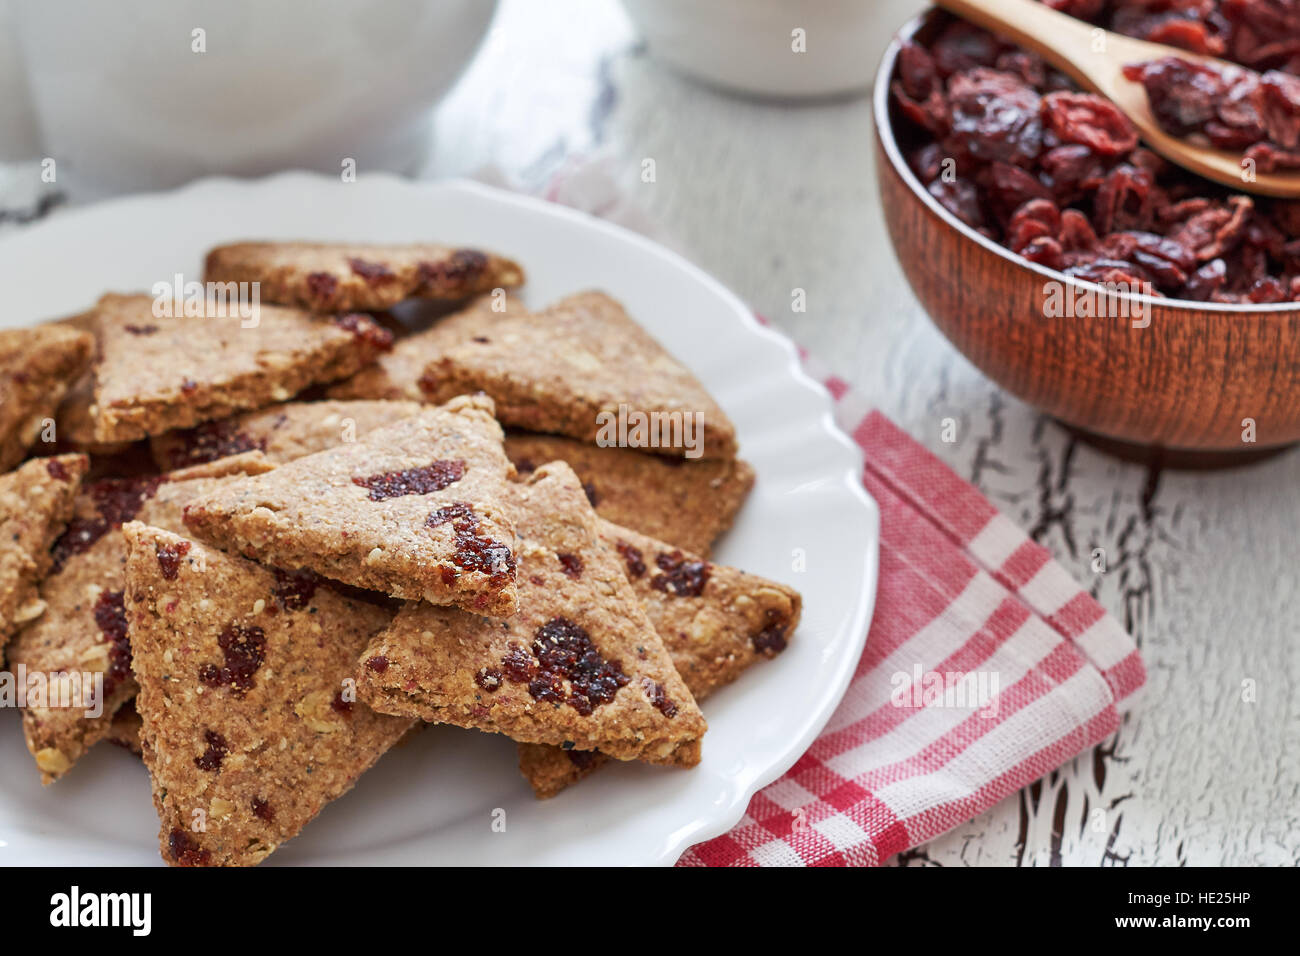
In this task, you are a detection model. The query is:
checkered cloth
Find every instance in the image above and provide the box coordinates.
[532,158,1146,867]
[677,394,1144,866]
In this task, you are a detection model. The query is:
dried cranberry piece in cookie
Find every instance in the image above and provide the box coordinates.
[650,550,711,598]
[198,623,267,696]
[348,257,395,284]
[352,460,466,500]
[93,589,132,698]
[155,539,191,580]
[194,730,228,771]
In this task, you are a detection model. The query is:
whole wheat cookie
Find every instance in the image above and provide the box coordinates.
[123,524,411,867]
[0,325,94,470]
[356,461,707,766]
[150,399,423,472]
[0,454,87,654]
[518,519,801,798]
[8,463,272,783]
[419,290,738,459]
[89,292,393,442]
[183,395,519,615]
[505,432,754,556]
[327,294,530,400]
[204,241,524,312]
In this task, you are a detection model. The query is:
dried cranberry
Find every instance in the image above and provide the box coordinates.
[348,257,395,284]
[557,552,583,579]
[649,551,711,598]
[947,69,1043,165]
[500,644,536,683]
[165,419,264,469]
[1043,92,1139,156]
[365,655,389,673]
[194,730,228,771]
[425,502,516,589]
[641,677,677,718]
[45,459,71,481]
[494,619,630,716]
[332,313,394,352]
[927,177,984,229]
[168,828,211,867]
[416,249,488,293]
[330,689,353,715]
[51,475,165,572]
[352,460,466,500]
[305,271,339,304]
[155,540,191,580]
[93,590,131,697]
[198,623,266,696]
[567,749,599,770]
[615,540,646,579]
[753,608,792,656]
[251,797,274,822]
[271,567,322,611]
[529,617,629,716]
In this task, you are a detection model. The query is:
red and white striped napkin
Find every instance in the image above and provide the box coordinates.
[678,393,1144,866]
[523,160,1146,866]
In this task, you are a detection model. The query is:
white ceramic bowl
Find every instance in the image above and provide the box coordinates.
[621,0,929,99]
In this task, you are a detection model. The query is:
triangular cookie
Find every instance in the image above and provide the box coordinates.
[420,291,738,459]
[183,395,519,615]
[90,293,394,442]
[518,520,801,797]
[0,325,94,469]
[505,432,754,556]
[150,398,423,472]
[204,241,524,312]
[123,523,411,867]
[356,461,707,766]
[328,294,530,400]
[0,454,87,654]
[9,462,272,783]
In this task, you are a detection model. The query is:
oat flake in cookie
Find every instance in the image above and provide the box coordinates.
[356,461,707,766]
[420,290,739,460]
[0,325,94,471]
[183,395,520,615]
[123,524,411,867]
[0,454,87,655]
[518,519,800,798]
[204,240,525,312]
[89,293,393,443]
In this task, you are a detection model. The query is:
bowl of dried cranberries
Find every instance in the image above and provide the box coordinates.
[876,5,1300,452]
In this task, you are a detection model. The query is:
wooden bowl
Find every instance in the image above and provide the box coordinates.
[875,10,1300,452]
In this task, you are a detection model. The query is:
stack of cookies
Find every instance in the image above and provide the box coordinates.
[0,240,802,866]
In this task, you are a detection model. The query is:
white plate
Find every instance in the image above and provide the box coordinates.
[0,174,878,866]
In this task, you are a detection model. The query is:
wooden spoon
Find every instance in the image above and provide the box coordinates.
[934,0,1300,198]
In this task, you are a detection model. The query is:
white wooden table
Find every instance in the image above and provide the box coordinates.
[5,0,1296,867]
